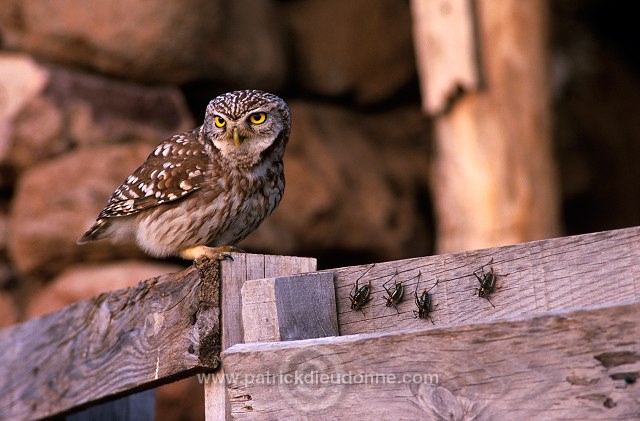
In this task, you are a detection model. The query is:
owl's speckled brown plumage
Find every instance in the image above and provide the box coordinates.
[78,90,290,259]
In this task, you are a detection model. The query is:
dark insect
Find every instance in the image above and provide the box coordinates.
[473,258,507,308]
[382,270,404,314]
[413,272,438,324]
[349,263,375,314]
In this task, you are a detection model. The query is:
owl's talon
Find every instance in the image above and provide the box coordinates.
[215,252,234,262]
[194,252,233,271]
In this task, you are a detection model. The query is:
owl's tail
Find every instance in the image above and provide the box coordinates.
[76,218,109,244]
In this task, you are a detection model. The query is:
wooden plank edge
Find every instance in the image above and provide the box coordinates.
[329,226,640,335]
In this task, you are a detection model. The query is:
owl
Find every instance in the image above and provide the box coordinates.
[78,90,291,260]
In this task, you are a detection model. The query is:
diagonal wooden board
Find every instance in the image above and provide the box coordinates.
[0,253,317,421]
[223,301,640,419]
[0,261,221,421]
[329,226,640,336]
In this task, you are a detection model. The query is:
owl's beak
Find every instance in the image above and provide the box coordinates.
[233,127,243,147]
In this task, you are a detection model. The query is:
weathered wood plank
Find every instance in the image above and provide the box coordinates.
[223,302,640,419]
[204,254,316,421]
[241,272,338,343]
[331,226,640,335]
[219,254,317,349]
[0,261,221,421]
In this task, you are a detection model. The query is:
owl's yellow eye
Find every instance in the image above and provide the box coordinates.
[214,116,226,128]
[249,112,267,125]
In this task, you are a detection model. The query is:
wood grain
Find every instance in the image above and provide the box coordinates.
[223,301,640,419]
[330,226,640,335]
[219,254,317,349]
[0,261,221,421]
[242,272,338,343]
[204,254,316,421]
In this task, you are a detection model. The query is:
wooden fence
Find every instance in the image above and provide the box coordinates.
[1,226,639,420]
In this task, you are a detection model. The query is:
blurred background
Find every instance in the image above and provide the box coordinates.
[0,0,638,419]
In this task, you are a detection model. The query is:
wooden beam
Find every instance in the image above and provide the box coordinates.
[204,254,316,421]
[223,302,640,419]
[241,272,338,343]
[411,0,480,114]
[331,226,640,336]
[0,260,221,421]
[412,0,559,253]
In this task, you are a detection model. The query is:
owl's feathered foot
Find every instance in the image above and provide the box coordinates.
[180,245,244,268]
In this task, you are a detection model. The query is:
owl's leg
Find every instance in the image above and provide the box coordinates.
[179,245,245,262]
[181,245,243,273]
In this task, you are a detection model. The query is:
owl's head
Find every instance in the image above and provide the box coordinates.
[202,90,291,168]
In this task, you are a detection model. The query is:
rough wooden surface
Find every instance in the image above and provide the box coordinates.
[224,301,640,419]
[415,0,560,253]
[331,226,640,336]
[411,0,479,114]
[241,272,338,343]
[204,254,316,421]
[219,254,317,349]
[0,261,221,421]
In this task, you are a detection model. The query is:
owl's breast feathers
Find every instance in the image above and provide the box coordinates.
[99,129,210,218]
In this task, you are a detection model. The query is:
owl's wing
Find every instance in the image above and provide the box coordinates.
[98,130,211,218]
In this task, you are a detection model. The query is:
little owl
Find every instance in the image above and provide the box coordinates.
[78,90,291,260]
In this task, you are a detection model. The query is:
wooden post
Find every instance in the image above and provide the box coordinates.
[203,254,317,421]
[411,0,560,253]
[241,272,338,343]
